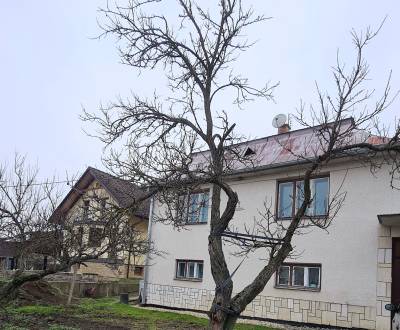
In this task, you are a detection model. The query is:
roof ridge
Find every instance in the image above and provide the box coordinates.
[192,117,356,155]
[88,167,137,185]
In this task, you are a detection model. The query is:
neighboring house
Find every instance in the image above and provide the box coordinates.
[143,118,400,330]
[50,167,149,278]
[0,239,18,271]
[0,235,52,272]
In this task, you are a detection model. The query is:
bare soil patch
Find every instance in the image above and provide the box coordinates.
[15,280,71,306]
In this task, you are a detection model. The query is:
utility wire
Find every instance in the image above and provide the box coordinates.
[0,179,77,189]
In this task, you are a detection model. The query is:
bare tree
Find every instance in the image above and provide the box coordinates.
[0,155,153,305]
[0,154,61,272]
[83,1,400,328]
[119,220,151,278]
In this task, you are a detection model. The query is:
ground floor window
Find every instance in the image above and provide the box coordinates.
[134,266,144,277]
[175,260,203,281]
[0,257,14,270]
[276,263,321,290]
[6,257,16,270]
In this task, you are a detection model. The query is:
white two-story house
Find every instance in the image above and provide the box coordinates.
[143,118,400,330]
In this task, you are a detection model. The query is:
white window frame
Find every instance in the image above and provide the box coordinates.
[176,261,187,278]
[276,264,321,290]
[307,266,321,289]
[175,260,204,281]
[278,176,329,219]
[178,191,209,224]
[277,265,290,286]
[292,266,305,287]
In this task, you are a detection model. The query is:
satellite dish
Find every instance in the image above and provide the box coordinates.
[272,114,287,128]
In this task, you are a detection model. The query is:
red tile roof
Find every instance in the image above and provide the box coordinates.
[192,118,387,173]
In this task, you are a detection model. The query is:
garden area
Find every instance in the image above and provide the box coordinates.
[0,298,278,330]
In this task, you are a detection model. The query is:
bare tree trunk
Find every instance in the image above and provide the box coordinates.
[223,316,238,330]
[18,256,25,271]
[126,249,131,279]
[208,236,233,330]
[208,184,234,329]
[67,265,78,305]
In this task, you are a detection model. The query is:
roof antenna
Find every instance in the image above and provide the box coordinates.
[272,114,290,134]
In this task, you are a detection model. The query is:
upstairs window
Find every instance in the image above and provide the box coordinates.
[88,227,102,248]
[178,191,209,224]
[276,263,321,290]
[82,200,90,221]
[100,198,107,218]
[77,226,84,246]
[175,260,203,281]
[277,176,329,219]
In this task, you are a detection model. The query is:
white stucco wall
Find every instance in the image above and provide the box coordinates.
[146,161,400,328]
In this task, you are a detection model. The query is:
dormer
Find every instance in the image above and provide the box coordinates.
[243,147,256,157]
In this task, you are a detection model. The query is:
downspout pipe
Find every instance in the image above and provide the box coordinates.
[142,196,154,304]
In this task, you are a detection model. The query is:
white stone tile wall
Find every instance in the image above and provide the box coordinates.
[145,282,376,329]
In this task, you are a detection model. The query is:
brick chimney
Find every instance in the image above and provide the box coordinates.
[278,123,291,134]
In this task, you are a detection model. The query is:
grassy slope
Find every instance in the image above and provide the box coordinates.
[3,298,278,330]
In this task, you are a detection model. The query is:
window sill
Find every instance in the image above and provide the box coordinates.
[274,285,320,292]
[74,219,107,225]
[174,277,203,282]
[276,215,328,221]
[185,222,208,225]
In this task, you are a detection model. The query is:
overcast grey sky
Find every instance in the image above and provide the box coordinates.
[1,1,399,184]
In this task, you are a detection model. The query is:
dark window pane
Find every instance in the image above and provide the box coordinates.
[199,193,209,223]
[308,267,320,288]
[88,227,102,247]
[278,266,290,285]
[134,266,144,276]
[7,257,15,270]
[100,199,107,218]
[293,267,304,286]
[296,180,314,216]
[188,194,199,223]
[278,182,293,218]
[188,262,195,277]
[77,227,84,245]
[83,200,90,220]
[177,262,186,277]
[197,263,204,279]
[296,178,329,216]
[314,178,329,216]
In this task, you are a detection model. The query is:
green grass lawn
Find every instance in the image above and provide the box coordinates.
[1,298,278,330]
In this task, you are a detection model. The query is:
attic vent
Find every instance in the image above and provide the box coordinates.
[243,147,256,157]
